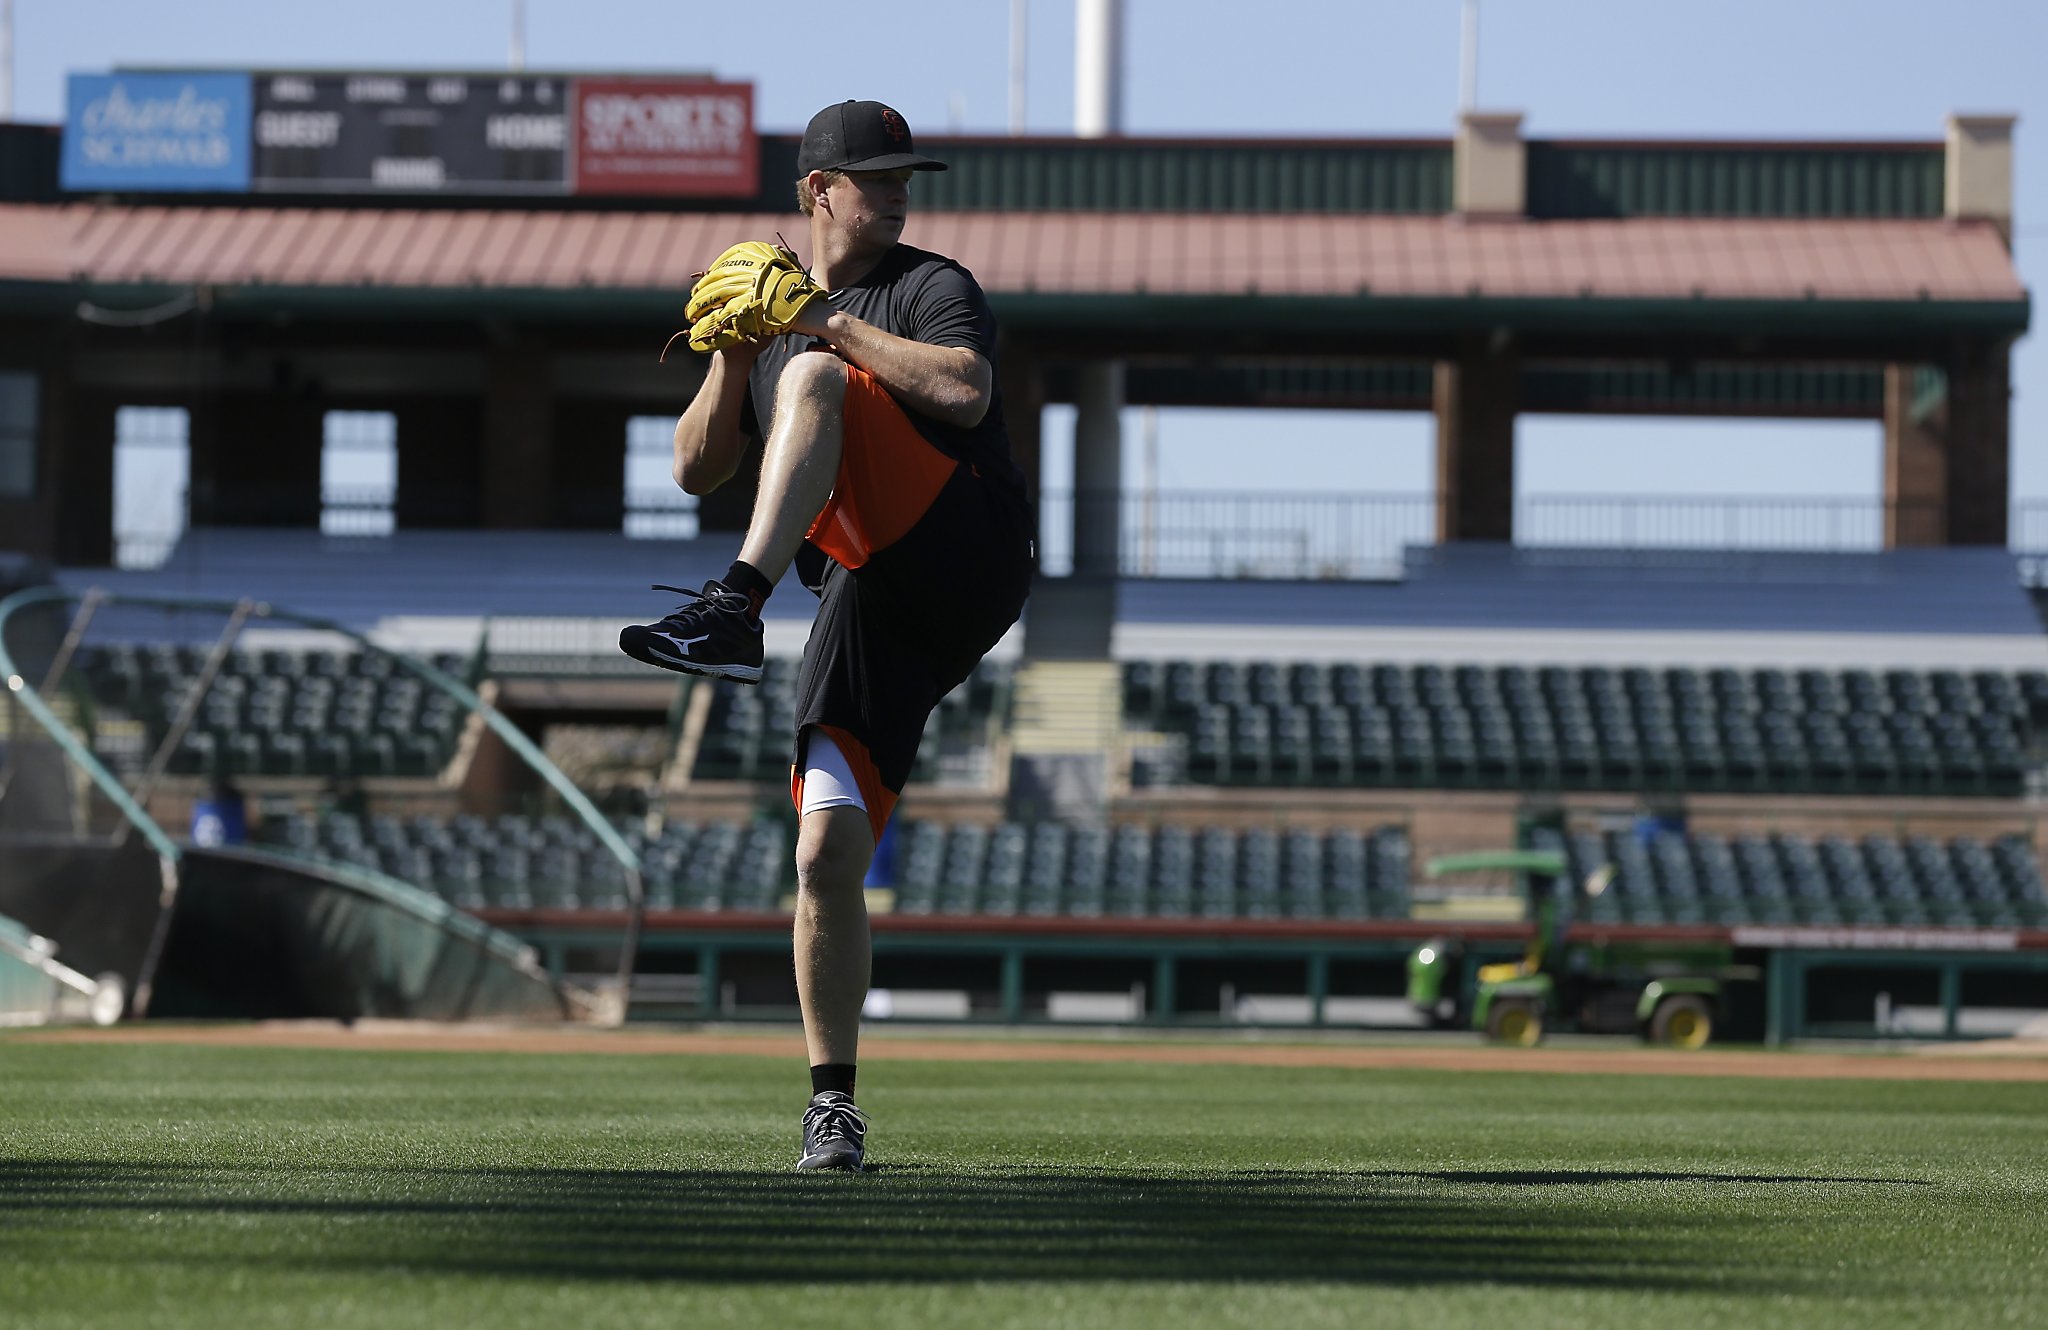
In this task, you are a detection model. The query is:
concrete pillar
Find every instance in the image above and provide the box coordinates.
[189,390,322,526]
[998,337,1043,502]
[1946,113,2015,244]
[1071,361,1123,576]
[1433,349,1517,543]
[1882,364,1946,547]
[549,399,629,530]
[394,397,484,527]
[1886,343,2014,548]
[1945,338,2011,546]
[999,337,1045,584]
[482,342,552,529]
[0,361,77,564]
[1070,0,1123,583]
[1454,111,1525,217]
[49,382,115,566]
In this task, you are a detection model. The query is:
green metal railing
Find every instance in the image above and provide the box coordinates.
[0,910,108,1025]
[0,585,643,1020]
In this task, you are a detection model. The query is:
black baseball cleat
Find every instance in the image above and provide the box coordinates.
[618,582,764,683]
[796,1091,868,1172]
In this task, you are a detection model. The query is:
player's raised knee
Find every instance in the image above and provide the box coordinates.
[778,350,848,403]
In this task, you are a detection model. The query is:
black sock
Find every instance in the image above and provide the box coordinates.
[722,560,773,618]
[810,1063,857,1098]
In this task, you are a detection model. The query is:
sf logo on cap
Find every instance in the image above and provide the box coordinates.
[880,108,907,141]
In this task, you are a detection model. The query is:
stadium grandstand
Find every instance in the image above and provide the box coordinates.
[3,70,2047,1043]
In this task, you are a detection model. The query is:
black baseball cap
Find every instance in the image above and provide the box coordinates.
[797,100,948,175]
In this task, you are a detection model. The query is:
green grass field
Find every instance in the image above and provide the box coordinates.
[2,1038,2044,1330]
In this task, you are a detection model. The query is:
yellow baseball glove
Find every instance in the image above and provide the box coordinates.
[677,240,827,354]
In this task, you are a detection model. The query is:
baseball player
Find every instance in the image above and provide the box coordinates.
[620,100,1035,1170]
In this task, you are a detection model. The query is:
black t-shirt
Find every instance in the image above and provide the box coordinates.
[737,243,1025,500]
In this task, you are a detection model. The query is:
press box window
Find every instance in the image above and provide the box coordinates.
[113,406,191,570]
[624,415,698,539]
[321,410,397,537]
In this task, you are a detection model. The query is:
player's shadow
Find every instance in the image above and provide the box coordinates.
[0,1158,1916,1290]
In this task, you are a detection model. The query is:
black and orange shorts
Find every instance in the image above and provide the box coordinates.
[789,364,1034,841]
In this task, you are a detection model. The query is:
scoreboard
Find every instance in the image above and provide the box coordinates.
[63,70,757,199]
[253,73,569,194]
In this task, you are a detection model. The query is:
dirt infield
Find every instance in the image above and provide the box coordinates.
[15,1022,2048,1082]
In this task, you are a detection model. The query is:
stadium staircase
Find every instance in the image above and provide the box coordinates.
[1006,660,1124,819]
[1008,661,1122,755]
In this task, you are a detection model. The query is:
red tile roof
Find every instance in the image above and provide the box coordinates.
[0,203,2023,305]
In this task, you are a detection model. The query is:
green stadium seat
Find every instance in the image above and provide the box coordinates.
[1306,705,1353,786]
[1328,663,1366,709]
[1473,708,1518,787]
[937,819,983,913]
[893,822,943,914]
[1389,706,1434,786]
[1019,821,1067,916]
[981,823,1027,916]
[1288,662,1329,708]
[1238,829,1280,919]
[1151,827,1195,918]
[1122,661,1159,722]
[1271,705,1313,786]
[1281,831,1325,920]
[1325,831,1369,919]
[1196,828,1239,918]
[1351,708,1394,786]
[1187,705,1229,784]
[1059,828,1108,918]
[1434,710,1478,788]
[1107,826,1152,917]
[1225,707,1274,785]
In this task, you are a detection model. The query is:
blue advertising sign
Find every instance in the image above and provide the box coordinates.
[62,72,253,191]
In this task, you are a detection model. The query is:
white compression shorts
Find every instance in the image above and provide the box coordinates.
[799,729,868,818]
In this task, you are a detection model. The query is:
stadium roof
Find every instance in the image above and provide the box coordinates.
[0,203,2025,344]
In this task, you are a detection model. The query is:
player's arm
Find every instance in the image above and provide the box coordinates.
[795,306,992,429]
[672,343,763,494]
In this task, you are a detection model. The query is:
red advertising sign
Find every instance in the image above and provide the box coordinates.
[572,79,757,197]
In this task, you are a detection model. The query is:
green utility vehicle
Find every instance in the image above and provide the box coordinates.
[1406,849,1740,1048]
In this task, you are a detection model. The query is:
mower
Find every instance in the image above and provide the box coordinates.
[1407,848,1740,1048]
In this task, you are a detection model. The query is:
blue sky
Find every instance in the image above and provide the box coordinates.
[17,0,2046,524]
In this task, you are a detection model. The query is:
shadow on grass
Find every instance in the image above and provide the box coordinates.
[0,1159,1914,1289]
[1373,1169,1931,1187]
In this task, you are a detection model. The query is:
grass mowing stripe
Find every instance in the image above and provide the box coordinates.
[1,1044,2044,1330]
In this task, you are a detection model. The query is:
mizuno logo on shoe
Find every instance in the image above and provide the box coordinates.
[652,630,709,653]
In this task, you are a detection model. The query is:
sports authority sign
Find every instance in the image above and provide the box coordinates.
[572,80,757,197]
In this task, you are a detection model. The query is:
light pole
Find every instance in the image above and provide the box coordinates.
[1009,0,1028,134]
[1460,0,1480,112]
[1,0,15,123]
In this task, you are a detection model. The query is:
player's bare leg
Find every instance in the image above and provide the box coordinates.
[793,804,874,1067]
[793,802,874,1171]
[738,350,847,584]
